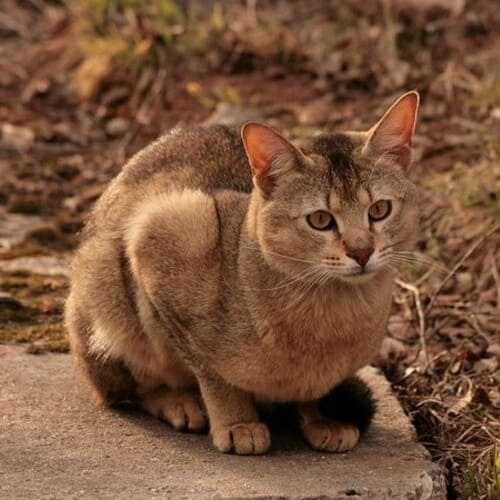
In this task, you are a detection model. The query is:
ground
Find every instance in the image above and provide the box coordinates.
[1,345,446,499]
[0,1,499,498]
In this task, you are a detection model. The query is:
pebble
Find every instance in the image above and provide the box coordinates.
[455,271,474,294]
[473,357,499,374]
[1,123,35,149]
[378,337,407,363]
[203,102,263,126]
[486,343,500,361]
[0,256,69,277]
[491,108,500,121]
[105,117,130,137]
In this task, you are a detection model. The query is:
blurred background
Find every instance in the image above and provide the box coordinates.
[0,1,499,497]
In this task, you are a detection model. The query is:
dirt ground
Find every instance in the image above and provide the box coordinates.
[0,1,498,498]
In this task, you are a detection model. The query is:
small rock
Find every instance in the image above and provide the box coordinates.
[378,337,407,363]
[0,256,69,277]
[70,54,111,100]
[0,210,48,249]
[455,272,474,294]
[1,123,35,149]
[105,117,130,137]
[491,108,500,121]
[203,103,263,126]
[473,357,499,374]
[486,343,500,361]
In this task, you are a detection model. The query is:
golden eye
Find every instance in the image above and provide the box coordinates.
[368,200,392,221]
[306,210,337,231]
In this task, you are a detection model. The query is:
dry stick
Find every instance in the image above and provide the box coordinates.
[396,278,428,363]
[491,257,500,313]
[425,223,500,315]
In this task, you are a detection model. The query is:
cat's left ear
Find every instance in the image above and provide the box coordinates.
[363,91,419,168]
[241,122,302,195]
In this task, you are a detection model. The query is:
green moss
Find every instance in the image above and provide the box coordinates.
[463,444,500,500]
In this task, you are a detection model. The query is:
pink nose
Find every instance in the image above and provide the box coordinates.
[346,247,374,267]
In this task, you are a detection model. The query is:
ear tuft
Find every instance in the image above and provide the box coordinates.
[364,91,419,168]
[241,122,299,194]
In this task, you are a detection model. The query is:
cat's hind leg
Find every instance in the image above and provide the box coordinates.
[134,357,208,432]
[65,297,137,407]
[139,385,207,432]
[67,294,207,431]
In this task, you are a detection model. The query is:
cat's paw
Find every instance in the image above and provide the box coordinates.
[302,420,360,452]
[142,390,207,432]
[212,422,271,455]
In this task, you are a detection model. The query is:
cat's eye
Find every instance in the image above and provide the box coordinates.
[306,210,337,231]
[368,200,392,221]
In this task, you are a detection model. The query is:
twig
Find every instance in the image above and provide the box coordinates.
[396,278,427,363]
[425,223,500,314]
[491,257,500,313]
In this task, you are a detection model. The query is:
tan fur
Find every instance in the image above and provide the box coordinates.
[65,93,420,454]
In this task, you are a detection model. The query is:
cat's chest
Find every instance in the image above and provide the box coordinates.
[224,290,390,402]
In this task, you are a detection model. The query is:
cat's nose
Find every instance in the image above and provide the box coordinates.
[346,247,374,267]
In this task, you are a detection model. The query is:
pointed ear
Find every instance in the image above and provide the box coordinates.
[363,91,419,168]
[241,122,301,194]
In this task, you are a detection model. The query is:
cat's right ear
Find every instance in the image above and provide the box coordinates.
[362,91,419,169]
[241,122,301,195]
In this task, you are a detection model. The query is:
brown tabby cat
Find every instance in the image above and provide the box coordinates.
[65,91,419,455]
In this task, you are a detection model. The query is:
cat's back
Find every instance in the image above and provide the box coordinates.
[121,124,252,191]
[85,124,253,239]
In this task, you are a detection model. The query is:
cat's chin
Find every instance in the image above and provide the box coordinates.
[337,268,380,285]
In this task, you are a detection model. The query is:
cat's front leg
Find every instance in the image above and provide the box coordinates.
[298,401,360,453]
[198,373,271,455]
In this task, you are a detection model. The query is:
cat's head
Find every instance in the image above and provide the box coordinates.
[241,91,420,285]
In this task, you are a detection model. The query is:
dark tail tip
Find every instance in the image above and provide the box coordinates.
[318,375,376,434]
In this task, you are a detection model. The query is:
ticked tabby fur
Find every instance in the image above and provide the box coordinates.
[66,92,420,454]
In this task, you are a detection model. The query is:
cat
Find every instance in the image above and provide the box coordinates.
[65,91,419,455]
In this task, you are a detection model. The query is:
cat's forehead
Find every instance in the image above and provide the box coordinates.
[329,185,370,213]
[301,133,363,202]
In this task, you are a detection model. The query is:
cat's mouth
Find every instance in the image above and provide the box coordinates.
[338,267,379,283]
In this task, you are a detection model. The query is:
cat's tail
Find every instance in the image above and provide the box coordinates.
[265,376,376,436]
[318,375,376,435]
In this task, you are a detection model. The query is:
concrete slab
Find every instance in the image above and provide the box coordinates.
[0,345,446,499]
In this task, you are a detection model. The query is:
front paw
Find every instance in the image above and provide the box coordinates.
[303,420,360,452]
[211,422,271,455]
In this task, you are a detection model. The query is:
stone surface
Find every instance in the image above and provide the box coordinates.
[0,255,69,277]
[0,211,48,249]
[0,345,446,499]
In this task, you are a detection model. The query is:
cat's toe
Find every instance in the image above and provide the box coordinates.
[212,422,271,455]
[143,390,207,432]
[303,421,360,452]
